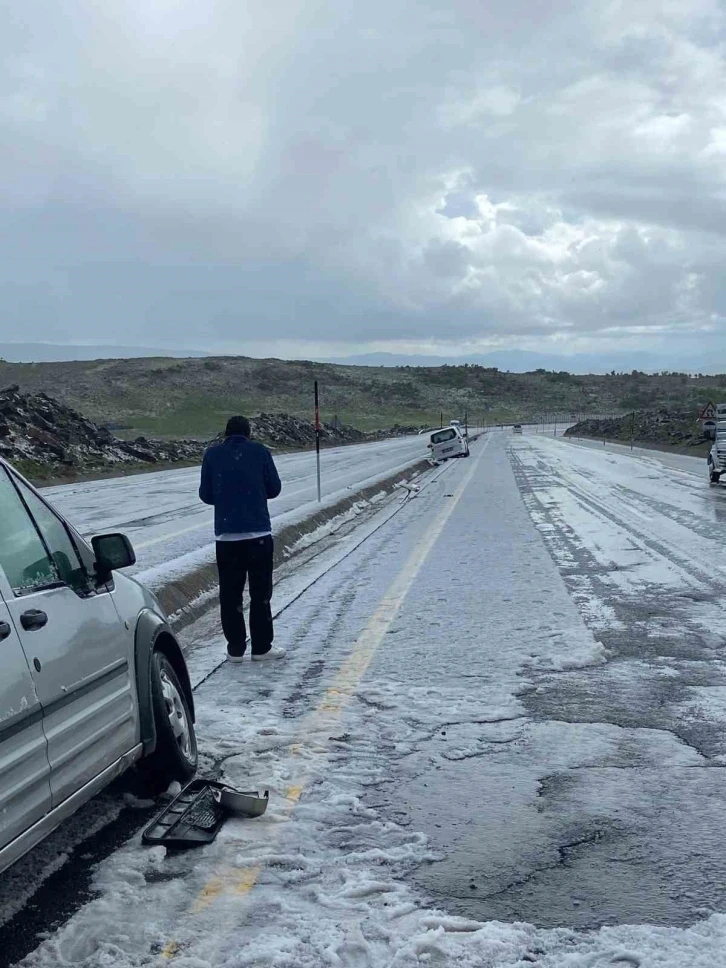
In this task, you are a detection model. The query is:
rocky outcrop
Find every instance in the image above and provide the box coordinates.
[0,386,204,472]
[565,409,709,449]
[0,387,376,478]
[251,412,365,447]
[366,423,422,439]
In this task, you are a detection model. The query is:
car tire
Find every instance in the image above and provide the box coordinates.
[140,651,197,793]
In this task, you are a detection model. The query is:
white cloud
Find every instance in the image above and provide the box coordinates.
[439,85,522,127]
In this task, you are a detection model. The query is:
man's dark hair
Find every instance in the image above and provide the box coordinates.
[225,415,251,438]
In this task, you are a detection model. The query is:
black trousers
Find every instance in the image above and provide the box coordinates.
[216,536,274,656]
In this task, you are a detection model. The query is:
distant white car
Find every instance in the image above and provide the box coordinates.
[428,427,470,461]
[513,424,523,434]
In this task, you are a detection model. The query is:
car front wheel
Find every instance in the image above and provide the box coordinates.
[140,652,197,792]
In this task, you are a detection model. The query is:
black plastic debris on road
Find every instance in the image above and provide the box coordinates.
[142,779,269,848]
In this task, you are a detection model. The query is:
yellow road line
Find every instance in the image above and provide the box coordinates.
[309,439,489,714]
[285,783,305,803]
[161,438,489,960]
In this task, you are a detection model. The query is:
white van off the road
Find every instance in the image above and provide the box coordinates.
[0,457,198,874]
[428,426,470,461]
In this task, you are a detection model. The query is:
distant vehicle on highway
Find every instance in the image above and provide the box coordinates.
[0,457,197,874]
[708,404,726,483]
[428,426,470,461]
[513,424,523,434]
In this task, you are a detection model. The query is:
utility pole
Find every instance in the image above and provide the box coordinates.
[630,410,635,451]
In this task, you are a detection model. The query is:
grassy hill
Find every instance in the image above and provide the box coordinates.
[0,355,724,438]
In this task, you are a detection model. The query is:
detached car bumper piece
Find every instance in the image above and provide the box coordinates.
[142,778,269,847]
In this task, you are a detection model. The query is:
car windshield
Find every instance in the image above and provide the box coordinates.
[431,428,457,443]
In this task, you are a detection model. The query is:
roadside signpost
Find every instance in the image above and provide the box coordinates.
[314,380,322,502]
[699,401,717,441]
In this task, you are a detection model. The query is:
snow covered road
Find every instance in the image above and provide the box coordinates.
[6,431,726,967]
[41,435,428,575]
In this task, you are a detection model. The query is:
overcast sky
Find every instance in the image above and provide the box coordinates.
[2,0,726,363]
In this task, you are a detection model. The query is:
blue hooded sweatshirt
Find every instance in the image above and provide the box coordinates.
[199,435,282,536]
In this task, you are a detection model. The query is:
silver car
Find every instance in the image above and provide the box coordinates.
[0,457,197,874]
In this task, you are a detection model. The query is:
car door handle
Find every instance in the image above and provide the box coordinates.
[20,609,48,631]
[0,621,11,641]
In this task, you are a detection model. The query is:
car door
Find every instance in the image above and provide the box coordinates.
[0,594,51,855]
[0,466,137,808]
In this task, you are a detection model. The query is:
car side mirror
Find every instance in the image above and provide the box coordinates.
[92,533,136,584]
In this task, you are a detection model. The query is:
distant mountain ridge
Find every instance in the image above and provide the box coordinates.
[1,343,723,374]
[0,343,209,362]
[330,349,726,375]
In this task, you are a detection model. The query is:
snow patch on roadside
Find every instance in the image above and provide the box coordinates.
[566,574,626,634]
[523,629,608,672]
[281,498,380,558]
[138,539,216,593]
[0,796,126,927]
[165,585,219,627]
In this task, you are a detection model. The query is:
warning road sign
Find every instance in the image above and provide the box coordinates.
[699,401,717,421]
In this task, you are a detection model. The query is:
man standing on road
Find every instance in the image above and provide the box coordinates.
[199,416,285,663]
